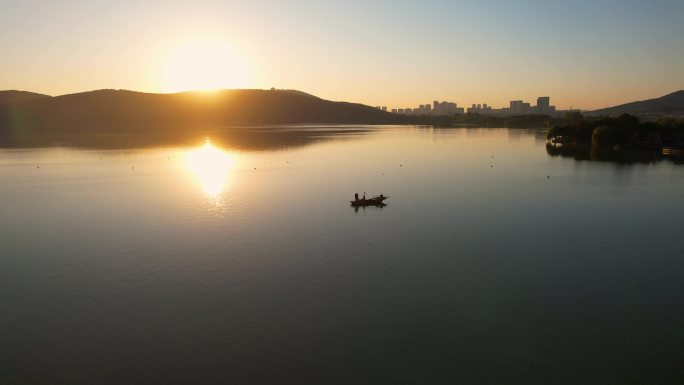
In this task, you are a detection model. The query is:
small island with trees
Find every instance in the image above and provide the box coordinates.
[546,112,684,163]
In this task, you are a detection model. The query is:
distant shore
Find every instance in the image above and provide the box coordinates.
[2,89,683,155]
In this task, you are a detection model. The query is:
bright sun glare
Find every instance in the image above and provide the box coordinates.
[163,39,250,92]
[185,139,235,198]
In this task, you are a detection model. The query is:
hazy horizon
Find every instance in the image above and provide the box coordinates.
[2,0,684,110]
[4,86,683,113]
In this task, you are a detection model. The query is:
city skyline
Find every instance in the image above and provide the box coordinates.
[2,1,683,110]
[387,95,558,116]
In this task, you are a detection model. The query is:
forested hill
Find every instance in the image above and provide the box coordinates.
[0,88,408,134]
[590,90,684,116]
[0,90,51,104]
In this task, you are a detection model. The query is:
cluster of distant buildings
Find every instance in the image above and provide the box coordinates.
[376,96,558,117]
[375,101,463,115]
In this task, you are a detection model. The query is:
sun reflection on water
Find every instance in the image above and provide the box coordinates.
[185,140,235,202]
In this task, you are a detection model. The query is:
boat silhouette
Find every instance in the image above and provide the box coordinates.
[350,194,388,207]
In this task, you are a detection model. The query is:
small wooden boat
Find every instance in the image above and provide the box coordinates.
[350,195,388,207]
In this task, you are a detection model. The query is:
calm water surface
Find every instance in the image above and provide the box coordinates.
[1,126,683,384]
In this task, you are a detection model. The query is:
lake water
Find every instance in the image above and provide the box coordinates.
[1,126,683,384]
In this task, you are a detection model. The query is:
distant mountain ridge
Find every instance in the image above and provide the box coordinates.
[590,90,684,116]
[0,88,407,136]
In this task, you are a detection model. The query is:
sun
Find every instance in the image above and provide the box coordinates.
[163,39,250,92]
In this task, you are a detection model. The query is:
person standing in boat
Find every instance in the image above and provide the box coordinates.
[355,193,359,201]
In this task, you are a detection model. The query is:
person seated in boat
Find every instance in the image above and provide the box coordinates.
[355,193,359,201]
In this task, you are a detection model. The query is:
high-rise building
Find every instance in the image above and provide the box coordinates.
[522,102,531,113]
[537,97,550,112]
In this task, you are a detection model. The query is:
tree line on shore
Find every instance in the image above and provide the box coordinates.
[406,113,556,128]
[546,112,684,148]
[410,111,684,149]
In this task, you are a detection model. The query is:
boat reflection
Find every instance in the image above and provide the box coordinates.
[352,202,386,213]
[185,139,235,199]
